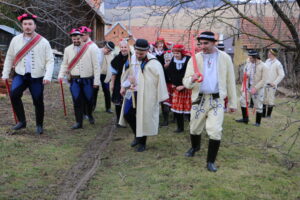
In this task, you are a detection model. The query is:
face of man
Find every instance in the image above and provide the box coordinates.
[22,19,36,35]
[120,44,129,56]
[173,51,182,60]
[199,40,215,54]
[103,47,112,55]
[135,49,148,61]
[81,33,89,42]
[268,51,275,59]
[72,35,81,46]
[249,56,256,63]
[156,42,164,51]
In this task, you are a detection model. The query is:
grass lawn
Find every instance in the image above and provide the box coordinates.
[0,83,299,200]
[80,97,300,200]
[0,83,112,200]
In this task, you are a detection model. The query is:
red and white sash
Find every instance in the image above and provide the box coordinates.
[67,41,93,72]
[13,34,42,67]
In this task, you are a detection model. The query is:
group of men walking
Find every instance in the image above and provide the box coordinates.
[2,13,285,172]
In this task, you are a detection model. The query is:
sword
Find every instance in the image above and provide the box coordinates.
[191,34,203,83]
[59,79,67,116]
[5,79,18,124]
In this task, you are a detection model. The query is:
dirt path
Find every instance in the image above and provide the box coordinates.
[56,119,116,200]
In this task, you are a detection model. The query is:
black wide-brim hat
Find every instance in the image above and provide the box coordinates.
[134,39,150,51]
[106,41,115,51]
[197,31,217,42]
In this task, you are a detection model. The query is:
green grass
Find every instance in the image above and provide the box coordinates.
[80,97,300,200]
[0,83,111,200]
[0,84,299,200]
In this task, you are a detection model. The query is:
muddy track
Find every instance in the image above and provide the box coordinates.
[56,119,116,200]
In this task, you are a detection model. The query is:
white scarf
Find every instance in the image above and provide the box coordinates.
[174,56,187,70]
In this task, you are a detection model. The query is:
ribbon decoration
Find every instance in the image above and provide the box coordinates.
[190,35,203,83]
[5,80,18,124]
[17,13,37,21]
[59,79,67,116]
[242,72,249,117]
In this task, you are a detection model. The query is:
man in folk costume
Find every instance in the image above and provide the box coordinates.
[2,14,54,135]
[167,44,192,133]
[236,50,267,127]
[98,41,115,113]
[110,40,130,126]
[78,26,101,114]
[183,32,237,172]
[119,39,169,152]
[58,28,100,129]
[262,49,285,118]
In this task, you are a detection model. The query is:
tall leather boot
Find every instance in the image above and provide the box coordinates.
[115,105,122,123]
[174,113,184,133]
[11,92,26,130]
[72,104,83,129]
[160,104,169,127]
[262,104,267,118]
[185,134,201,157]
[136,136,147,152]
[267,106,273,118]
[236,107,249,124]
[207,139,221,172]
[253,112,262,127]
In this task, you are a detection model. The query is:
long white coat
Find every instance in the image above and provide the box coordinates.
[119,53,169,137]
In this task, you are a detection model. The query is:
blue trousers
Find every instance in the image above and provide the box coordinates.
[10,73,44,125]
[123,92,147,144]
[70,77,94,124]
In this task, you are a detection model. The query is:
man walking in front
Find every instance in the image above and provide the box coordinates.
[2,13,54,135]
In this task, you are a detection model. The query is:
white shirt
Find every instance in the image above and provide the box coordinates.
[200,51,219,94]
[122,55,141,91]
[24,37,32,74]
[248,62,256,86]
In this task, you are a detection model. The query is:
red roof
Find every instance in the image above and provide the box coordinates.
[129,26,219,50]
[239,17,298,49]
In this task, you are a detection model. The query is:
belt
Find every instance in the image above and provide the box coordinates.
[192,93,220,105]
[71,75,93,79]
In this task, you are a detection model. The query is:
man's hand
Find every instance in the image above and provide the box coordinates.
[250,87,257,95]
[129,75,135,85]
[58,78,63,83]
[93,85,99,89]
[120,87,126,96]
[2,78,7,82]
[43,80,51,85]
[176,85,185,91]
[191,74,200,83]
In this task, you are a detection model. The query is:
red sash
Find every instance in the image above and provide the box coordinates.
[13,34,42,67]
[67,41,93,72]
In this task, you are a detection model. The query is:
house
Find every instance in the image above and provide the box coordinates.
[233,17,299,85]
[105,22,221,51]
[0,25,20,51]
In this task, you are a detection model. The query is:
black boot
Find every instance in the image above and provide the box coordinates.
[115,105,122,123]
[136,136,147,152]
[185,135,201,157]
[71,122,82,129]
[88,115,95,124]
[160,104,169,127]
[207,139,221,172]
[253,112,262,127]
[174,113,184,133]
[12,121,26,130]
[262,104,267,118]
[267,106,273,118]
[36,125,43,135]
[236,107,249,124]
